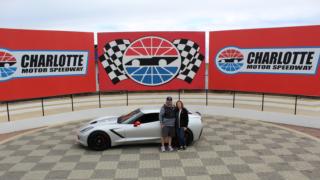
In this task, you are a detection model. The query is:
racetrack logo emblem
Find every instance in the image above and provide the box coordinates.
[123,37,181,86]
[0,51,17,81]
[216,48,244,74]
[0,48,89,82]
[99,36,204,86]
[215,46,320,75]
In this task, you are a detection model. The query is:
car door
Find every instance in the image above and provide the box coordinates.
[123,113,161,143]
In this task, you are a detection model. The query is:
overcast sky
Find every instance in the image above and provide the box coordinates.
[1,0,319,32]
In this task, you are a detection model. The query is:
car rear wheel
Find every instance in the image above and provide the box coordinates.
[172,128,194,147]
[88,131,110,151]
[185,129,194,146]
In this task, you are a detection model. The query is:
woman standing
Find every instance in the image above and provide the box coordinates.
[175,100,189,150]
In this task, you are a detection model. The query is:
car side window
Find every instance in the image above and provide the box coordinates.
[138,113,159,124]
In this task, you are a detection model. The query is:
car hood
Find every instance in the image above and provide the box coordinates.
[88,116,118,125]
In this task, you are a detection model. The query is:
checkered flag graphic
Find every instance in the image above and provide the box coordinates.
[99,39,131,84]
[173,39,204,83]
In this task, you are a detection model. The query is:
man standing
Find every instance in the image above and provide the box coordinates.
[159,96,176,152]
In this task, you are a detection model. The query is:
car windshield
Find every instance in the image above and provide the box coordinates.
[117,109,141,124]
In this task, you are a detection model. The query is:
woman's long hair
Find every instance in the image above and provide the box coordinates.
[176,100,184,110]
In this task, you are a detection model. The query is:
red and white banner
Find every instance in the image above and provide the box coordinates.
[0,28,96,101]
[97,32,205,91]
[209,26,320,96]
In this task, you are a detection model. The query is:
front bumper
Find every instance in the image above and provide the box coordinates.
[76,132,88,147]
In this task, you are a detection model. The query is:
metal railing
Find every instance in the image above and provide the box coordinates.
[1,90,320,122]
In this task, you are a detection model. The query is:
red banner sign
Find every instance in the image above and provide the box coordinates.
[98,32,205,91]
[0,28,96,101]
[209,26,320,96]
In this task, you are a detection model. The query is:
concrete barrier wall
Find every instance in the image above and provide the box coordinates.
[1,91,319,123]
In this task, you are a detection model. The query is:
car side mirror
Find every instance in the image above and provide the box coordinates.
[133,121,141,127]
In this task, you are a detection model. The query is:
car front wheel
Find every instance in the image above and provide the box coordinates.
[88,131,110,151]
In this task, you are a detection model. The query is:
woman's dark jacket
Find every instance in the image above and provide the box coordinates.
[175,108,189,128]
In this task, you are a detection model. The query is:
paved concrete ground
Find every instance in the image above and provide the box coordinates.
[0,116,320,180]
[274,124,320,139]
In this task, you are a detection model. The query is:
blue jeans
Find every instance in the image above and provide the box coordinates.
[177,127,186,146]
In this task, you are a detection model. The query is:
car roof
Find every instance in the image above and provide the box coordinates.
[139,106,161,114]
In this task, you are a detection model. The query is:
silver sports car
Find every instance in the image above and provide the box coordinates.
[77,107,203,150]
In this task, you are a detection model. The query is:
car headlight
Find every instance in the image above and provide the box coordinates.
[80,126,94,133]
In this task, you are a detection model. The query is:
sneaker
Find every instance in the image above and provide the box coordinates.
[161,146,166,152]
[178,146,183,150]
[182,146,186,150]
[168,146,174,152]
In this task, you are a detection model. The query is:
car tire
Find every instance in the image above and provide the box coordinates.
[87,131,110,151]
[185,129,194,146]
[172,128,194,147]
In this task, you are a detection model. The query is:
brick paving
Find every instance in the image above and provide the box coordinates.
[0,116,319,180]
[274,123,320,139]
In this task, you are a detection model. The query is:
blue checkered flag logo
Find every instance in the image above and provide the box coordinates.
[99,37,204,85]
